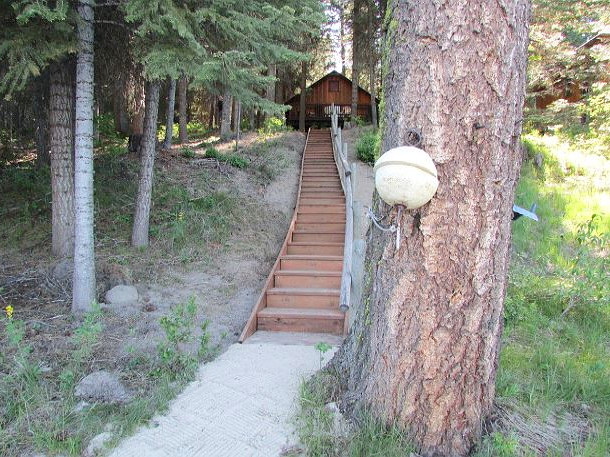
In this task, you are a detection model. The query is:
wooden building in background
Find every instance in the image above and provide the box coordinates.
[285,71,377,129]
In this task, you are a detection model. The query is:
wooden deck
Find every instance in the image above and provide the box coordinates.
[239,130,347,341]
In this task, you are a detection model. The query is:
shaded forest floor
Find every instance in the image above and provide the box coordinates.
[0,125,304,456]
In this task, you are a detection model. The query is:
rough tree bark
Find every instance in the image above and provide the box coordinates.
[163,78,176,149]
[299,60,306,132]
[178,75,188,143]
[132,81,161,248]
[72,0,96,313]
[48,62,74,258]
[330,1,531,456]
[220,90,233,139]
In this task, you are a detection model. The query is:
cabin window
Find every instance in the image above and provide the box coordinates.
[329,80,339,92]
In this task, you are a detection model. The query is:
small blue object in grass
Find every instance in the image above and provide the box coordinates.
[512,203,539,222]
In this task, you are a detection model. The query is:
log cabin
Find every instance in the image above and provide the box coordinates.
[285,71,378,129]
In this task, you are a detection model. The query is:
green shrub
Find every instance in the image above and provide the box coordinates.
[225,154,248,168]
[180,147,196,158]
[356,130,380,164]
[204,147,247,168]
[205,147,220,159]
[258,116,288,136]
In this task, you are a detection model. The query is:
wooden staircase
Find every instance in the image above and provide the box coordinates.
[240,129,347,341]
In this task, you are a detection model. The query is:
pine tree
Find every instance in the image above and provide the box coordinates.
[0,1,76,259]
[330,0,531,454]
[163,78,177,149]
[72,0,96,313]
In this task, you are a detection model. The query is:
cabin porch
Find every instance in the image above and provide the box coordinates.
[286,103,373,129]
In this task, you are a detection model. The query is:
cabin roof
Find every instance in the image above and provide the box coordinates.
[284,70,375,104]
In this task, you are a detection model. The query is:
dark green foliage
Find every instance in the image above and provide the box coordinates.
[205,147,220,159]
[0,1,75,96]
[355,129,379,164]
[224,155,248,168]
[204,147,248,168]
[180,147,196,158]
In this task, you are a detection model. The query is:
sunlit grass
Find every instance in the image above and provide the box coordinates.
[498,131,610,454]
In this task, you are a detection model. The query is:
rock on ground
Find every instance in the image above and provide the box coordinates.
[324,402,352,438]
[105,285,139,306]
[84,432,114,457]
[75,370,131,405]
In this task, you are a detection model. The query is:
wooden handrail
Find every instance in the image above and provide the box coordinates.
[330,105,353,312]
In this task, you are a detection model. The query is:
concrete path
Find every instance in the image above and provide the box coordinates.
[110,333,340,457]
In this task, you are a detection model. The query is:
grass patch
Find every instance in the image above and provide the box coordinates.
[296,371,414,457]
[494,131,610,454]
[0,299,211,456]
[204,147,248,168]
[355,129,380,164]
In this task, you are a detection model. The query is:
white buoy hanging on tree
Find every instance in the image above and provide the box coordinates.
[371,145,439,250]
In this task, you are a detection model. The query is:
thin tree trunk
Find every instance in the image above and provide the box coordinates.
[36,71,50,167]
[49,62,74,258]
[113,77,129,135]
[72,0,96,313]
[249,107,256,131]
[339,2,346,73]
[220,90,232,139]
[132,80,161,248]
[163,78,176,149]
[178,76,188,143]
[235,100,241,150]
[330,1,531,456]
[351,0,360,126]
[368,1,378,128]
[208,98,215,129]
[266,64,277,106]
[299,60,307,132]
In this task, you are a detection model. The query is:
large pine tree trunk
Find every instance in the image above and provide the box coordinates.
[220,90,233,139]
[132,81,161,248]
[299,60,306,132]
[72,0,96,313]
[163,78,176,149]
[330,1,531,456]
[49,62,74,258]
[178,76,188,143]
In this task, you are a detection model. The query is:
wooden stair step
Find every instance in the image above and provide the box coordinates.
[292,231,344,242]
[297,213,344,223]
[257,307,344,334]
[298,204,345,213]
[295,223,345,232]
[300,199,346,206]
[280,254,343,270]
[286,242,344,255]
[274,269,342,288]
[266,287,340,308]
